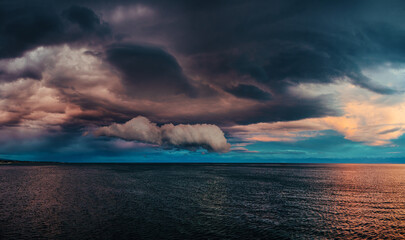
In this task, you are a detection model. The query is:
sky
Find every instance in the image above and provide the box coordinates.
[1,0,405,162]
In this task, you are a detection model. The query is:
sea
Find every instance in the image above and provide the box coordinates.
[0,163,404,239]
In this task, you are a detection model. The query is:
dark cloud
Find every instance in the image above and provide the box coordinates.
[106,43,195,98]
[0,67,42,81]
[63,5,104,31]
[0,2,62,59]
[378,127,402,135]
[0,2,110,60]
[224,84,271,101]
[229,95,339,125]
[136,0,400,95]
[0,0,375,129]
[1,0,405,145]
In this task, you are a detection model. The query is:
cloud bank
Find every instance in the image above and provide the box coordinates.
[1,0,405,160]
[94,116,231,153]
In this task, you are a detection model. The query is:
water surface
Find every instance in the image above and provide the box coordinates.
[0,164,404,239]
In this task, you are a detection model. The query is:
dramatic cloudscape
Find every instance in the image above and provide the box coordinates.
[1,0,405,162]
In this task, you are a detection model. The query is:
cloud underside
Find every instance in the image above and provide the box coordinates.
[0,0,405,156]
[94,116,231,153]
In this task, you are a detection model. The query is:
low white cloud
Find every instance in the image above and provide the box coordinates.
[95,116,161,144]
[94,116,231,153]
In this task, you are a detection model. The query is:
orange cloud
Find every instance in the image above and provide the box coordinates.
[231,82,405,146]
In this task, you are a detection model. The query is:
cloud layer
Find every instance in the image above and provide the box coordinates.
[94,116,231,153]
[1,0,405,160]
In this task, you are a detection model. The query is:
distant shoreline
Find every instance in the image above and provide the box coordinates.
[1,159,405,165]
[0,159,58,165]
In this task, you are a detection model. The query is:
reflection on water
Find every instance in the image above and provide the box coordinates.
[0,164,404,239]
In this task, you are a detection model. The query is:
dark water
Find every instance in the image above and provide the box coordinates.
[0,164,404,239]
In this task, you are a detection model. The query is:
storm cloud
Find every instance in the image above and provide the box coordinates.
[1,0,405,159]
[106,43,195,98]
[0,2,110,60]
[224,84,272,101]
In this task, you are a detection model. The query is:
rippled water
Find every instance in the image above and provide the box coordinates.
[0,164,404,239]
